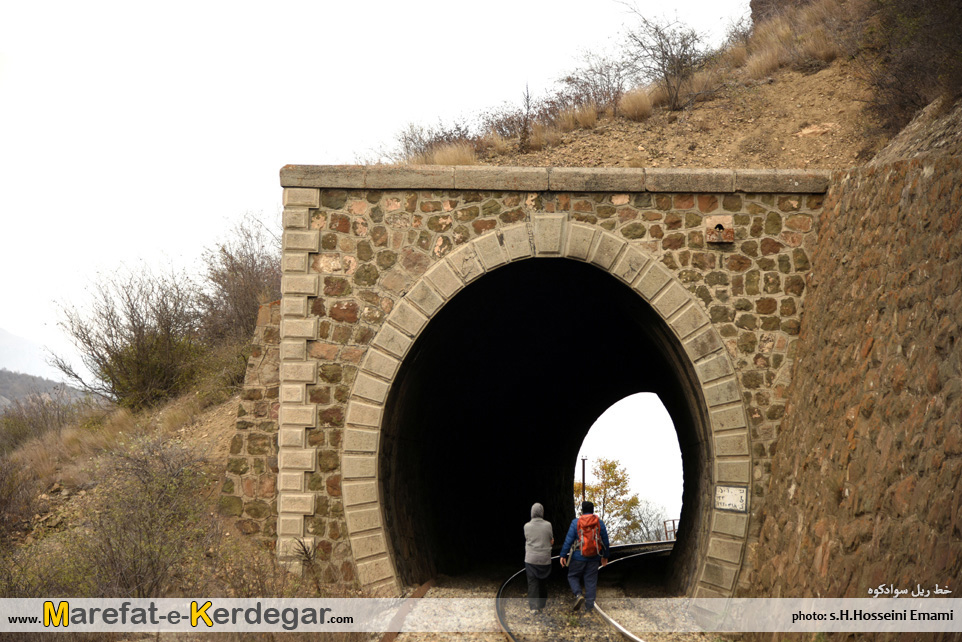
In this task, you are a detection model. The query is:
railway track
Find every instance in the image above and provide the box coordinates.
[495,542,673,642]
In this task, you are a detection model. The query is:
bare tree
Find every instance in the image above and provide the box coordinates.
[196,212,281,343]
[559,50,639,115]
[52,266,202,410]
[624,13,706,110]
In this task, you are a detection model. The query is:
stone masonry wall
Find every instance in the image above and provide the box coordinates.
[218,301,281,543]
[276,166,826,593]
[746,154,962,638]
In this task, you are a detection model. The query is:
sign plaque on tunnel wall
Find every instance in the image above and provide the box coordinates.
[714,485,748,512]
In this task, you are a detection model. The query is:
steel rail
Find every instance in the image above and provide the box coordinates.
[495,542,673,642]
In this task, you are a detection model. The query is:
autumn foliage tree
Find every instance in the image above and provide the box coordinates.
[574,457,669,544]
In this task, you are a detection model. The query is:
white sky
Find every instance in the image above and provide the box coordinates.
[0,1,744,506]
[576,393,683,519]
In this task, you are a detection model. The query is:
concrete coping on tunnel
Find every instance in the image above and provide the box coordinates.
[279,165,831,194]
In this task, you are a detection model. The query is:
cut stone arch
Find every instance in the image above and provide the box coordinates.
[341,219,751,597]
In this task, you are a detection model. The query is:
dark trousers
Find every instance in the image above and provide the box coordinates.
[525,562,551,610]
[566,556,601,610]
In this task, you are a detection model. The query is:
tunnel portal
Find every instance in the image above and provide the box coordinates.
[379,258,710,590]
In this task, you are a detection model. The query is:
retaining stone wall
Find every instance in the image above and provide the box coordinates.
[275,166,826,595]
[746,154,962,639]
[218,301,281,543]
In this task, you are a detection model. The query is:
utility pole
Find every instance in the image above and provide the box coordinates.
[581,456,587,504]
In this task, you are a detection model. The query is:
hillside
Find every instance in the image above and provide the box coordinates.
[481,59,880,170]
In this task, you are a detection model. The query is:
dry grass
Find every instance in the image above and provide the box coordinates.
[410,141,477,165]
[528,123,562,151]
[648,83,670,109]
[574,103,599,129]
[747,46,785,79]
[557,108,578,132]
[727,43,748,68]
[745,0,850,79]
[619,88,654,121]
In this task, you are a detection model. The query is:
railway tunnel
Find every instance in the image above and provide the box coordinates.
[378,257,712,592]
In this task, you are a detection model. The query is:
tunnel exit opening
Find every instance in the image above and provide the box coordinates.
[378,258,712,593]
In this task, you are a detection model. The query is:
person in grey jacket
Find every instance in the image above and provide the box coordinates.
[524,502,554,611]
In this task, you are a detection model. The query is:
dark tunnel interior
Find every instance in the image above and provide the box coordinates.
[379,258,711,591]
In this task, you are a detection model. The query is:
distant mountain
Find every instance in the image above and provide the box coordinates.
[0,368,82,410]
[0,327,64,381]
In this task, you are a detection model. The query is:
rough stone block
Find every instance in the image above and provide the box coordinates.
[474,231,507,270]
[695,353,734,383]
[280,340,307,361]
[454,166,549,191]
[277,472,305,492]
[281,297,308,318]
[281,318,317,339]
[589,233,626,271]
[352,373,391,404]
[735,169,831,194]
[447,245,484,283]
[346,400,382,428]
[634,263,671,300]
[365,165,455,189]
[278,449,315,471]
[282,206,310,229]
[278,515,305,537]
[564,224,597,260]
[611,247,650,284]
[279,427,306,448]
[361,349,400,381]
[343,481,379,507]
[548,167,645,192]
[646,168,735,193]
[714,433,749,457]
[282,252,309,273]
[684,328,723,361]
[703,378,741,407]
[283,187,320,207]
[712,511,748,537]
[715,459,751,483]
[283,230,320,252]
[342,455,376,479]
[345,507,383,533]
[533,214,566,255]
[670,303,709,340]
[707,537,744,564]
[502,224,532,261]
[710,406,748,432]
[351,532,388,559]
[371,324,413,358]
[280,362,316,383]
[652,281,690,318]
[343,428,378,453]
[280,404,315,427]
[280,165,365,188]
[356,556,394,586]
[279,493,315,515]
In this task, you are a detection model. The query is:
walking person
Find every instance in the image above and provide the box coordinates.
[559,500,609,612]
[523,502,553,611]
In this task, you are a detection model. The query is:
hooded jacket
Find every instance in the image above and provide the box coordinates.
[524,503,554,565]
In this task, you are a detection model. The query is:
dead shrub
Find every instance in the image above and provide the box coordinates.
[0,458,34,540]
[558,50,638,115]
[624,13,708,110]
[0,388,86,455]
[618,88,654,121]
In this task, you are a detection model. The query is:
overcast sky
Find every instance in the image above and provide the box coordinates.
[1,0,746,516]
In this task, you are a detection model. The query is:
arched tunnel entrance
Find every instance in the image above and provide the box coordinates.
[379,258,712,592]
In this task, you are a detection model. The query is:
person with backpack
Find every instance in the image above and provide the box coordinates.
[559,500,609,612]
[523,502,554,611]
